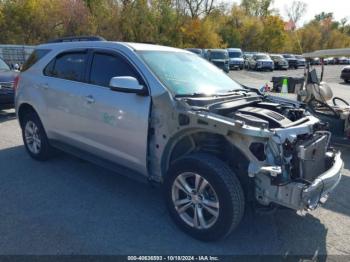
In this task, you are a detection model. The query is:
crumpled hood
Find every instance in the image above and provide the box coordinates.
[0,70,19,82]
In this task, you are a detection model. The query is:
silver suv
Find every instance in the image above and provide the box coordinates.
[16,39,343,241]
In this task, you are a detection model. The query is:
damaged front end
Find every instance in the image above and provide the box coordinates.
[170,91,343,211]
[253,127,342,211]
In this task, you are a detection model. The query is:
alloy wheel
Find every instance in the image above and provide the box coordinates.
[171,172,220,229]
[24,121,41,154]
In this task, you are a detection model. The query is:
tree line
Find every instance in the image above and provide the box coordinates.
[0,0,349,53]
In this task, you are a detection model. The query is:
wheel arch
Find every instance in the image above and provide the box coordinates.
[160,129,250,179]
[17,103,41,129]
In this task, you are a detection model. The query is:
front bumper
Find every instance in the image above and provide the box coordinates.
[255,152,343,210]
[275,63,289,69]
[229,62,244,69]
[302,152,343,209]
[256,64,274,70]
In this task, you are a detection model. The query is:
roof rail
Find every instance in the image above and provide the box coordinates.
[46,36,106,43]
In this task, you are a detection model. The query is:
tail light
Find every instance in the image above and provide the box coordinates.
[13,75,20,92]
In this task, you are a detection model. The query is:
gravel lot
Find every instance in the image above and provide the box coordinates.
[0,65,350,258]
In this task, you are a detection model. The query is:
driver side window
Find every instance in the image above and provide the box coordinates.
[89,52,141,87]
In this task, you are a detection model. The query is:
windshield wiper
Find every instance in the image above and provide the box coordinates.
[175,93,216,98]
[175,88,253,98]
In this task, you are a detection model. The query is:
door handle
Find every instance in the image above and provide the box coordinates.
[42,83,49,90]
[85,95,95,104]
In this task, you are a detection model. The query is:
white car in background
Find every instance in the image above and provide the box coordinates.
[227,48,244,70]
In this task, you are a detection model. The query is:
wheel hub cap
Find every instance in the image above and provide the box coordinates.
[24,121,41,154]
[172,172,220,229]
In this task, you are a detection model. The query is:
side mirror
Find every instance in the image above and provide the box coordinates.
[109,76,145,94]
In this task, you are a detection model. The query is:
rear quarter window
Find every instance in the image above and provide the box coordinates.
[44,52,87,82]
[21,49,51,72]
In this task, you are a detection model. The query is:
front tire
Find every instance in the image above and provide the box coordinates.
[164,153,245,241]
[21,111,52,161]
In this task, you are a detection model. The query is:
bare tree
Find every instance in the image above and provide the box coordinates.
[182,0,216,18]
[285,0,307,28]
[285,1,307,54]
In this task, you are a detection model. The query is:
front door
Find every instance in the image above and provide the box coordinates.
[77,50,151,175]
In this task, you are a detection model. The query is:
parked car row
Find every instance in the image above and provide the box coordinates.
[324,56,350,65]
[308,56,350,65]
[243,53,306,71]
[185,48,310,72]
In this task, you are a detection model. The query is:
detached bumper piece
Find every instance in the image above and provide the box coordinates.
[302,152,343,210]
[255,152,343,211]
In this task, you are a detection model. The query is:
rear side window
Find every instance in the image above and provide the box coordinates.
[89,53,141,87]
[45,52,87,82]
[22,49,50,72]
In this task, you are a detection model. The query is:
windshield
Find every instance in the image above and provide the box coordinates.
[283,54,294,59]
[254,55,269,60]
[228,51,242,58]
[0,59,10,70]
[210,51,228,60]
[138,51,243,96]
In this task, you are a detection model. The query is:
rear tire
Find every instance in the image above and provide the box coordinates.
[164,153,245,241]
[21,111,53,161]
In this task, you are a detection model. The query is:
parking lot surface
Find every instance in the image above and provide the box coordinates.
[0,66,350,257]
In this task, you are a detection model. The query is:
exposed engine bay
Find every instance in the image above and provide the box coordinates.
[173,91,343,211]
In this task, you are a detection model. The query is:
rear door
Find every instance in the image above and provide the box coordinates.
[76,50,151,174]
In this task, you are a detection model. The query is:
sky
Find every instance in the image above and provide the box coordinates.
[228,0,350,25]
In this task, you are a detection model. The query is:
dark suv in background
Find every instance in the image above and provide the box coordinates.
[0,58,19,110]
[282,54,298,69]
[341,66,350,83]
[270,54,288,70]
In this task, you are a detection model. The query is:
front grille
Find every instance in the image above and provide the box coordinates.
[213,62,225,68]
[0,82,14,89]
